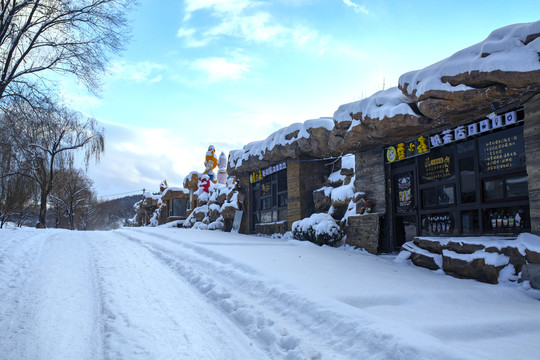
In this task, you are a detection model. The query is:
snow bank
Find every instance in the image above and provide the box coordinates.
[333,87,419,127]
[400,20,540,97]
[229,117,334,169]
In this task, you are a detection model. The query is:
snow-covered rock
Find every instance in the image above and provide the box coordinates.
[399,20,540,122]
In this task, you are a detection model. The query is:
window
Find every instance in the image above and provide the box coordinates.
[252,169,288,224]
[506,175,528,198]
[483,174,528,202]
[169,198,188,217]
[483,179,504,201]
[422,185,455,208]
[461,210,479,234]
[459,157,476,203]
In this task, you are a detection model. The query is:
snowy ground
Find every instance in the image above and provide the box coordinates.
[0,226,539,360]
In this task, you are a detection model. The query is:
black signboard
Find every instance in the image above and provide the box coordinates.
[418,146,455,184]
[478,126,525,173]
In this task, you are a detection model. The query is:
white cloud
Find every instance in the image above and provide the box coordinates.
[87,121,205,198]
[178,1,318,48]
[108,61,166,83]
[183,0,253,19]
[342,0,368,14]
[192,57,251,82]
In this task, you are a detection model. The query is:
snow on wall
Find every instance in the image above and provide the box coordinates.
[333,87,419,127]
[399,20,540,97]
[341,154,355,170]
[229,117,334,169]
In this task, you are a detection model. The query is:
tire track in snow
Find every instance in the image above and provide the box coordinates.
[0,230,105,360]
[0,229,48,358]
[120,229,478,360]
[89,230,271,360]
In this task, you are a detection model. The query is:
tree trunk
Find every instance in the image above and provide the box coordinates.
[37,189,48,228]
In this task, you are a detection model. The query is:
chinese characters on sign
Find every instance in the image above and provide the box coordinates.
[418,146,455,184]
[250,162,287,183]
[422,156,453,182]
[429,110,519,148]
[386,136,429,163]
[479,126,525,172]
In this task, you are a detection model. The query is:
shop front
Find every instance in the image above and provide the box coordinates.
[249,162,289,234]
[386,109,530,249]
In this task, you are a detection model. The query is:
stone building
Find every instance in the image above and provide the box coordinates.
[227,21,540,285]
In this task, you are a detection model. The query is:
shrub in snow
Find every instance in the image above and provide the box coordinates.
[292,213,344,247]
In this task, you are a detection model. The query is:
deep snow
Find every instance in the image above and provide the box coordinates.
[1,226,539,360]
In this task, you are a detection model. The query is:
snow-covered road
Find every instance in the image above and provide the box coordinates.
[1,227,539,360]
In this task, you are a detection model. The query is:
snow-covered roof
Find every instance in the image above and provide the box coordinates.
[333,87,419,126]
[161,187,189,199]
[399,20,540,97]
[229,117,334,169]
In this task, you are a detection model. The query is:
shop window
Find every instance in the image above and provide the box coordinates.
[422,185,455,208]
[483,175,528,202]
[169,198,188,217]
[261,197,272,210]
[483,207,528,233]
[422,213,454,235]
[278,170,287,192]
[461,210,479,234]
[252,169,288,224]
[506,175,528,198]
[459,157,476,204]
[483,179,504,201]
[278,193,288,207]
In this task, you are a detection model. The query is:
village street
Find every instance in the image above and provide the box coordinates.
[1,226,539,360]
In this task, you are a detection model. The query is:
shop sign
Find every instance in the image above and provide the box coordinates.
[396,172,414,213]
[386,136,430,163]
[429,110,520,148]
[478,126,525,172]
[418,145,455,184]
[249,162,287,183]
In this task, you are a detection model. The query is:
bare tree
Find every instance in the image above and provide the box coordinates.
[1,98,104,227]
[0,117,38,228]
[50,167,93,229]
[0,0,135,101]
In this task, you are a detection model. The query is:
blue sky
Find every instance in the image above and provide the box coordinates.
[64,0,540,198]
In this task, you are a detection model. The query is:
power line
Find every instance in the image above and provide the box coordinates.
[99,189,144,200]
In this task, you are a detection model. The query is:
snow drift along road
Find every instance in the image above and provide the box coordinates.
[0,226,539,360]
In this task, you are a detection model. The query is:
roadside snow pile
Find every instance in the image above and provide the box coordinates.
[229,117,334,168]
[292,213,344,247]
[400,20,540,97]
[334,87,419,126]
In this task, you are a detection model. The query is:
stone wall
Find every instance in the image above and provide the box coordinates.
[346,214,382,254]
[287,160,302,230]
[354,149,386,214]
[237,173,251,234]
[524,93,540,236]
[287,159,331,231]
[255,221,288,235]
[400,236,540,287]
